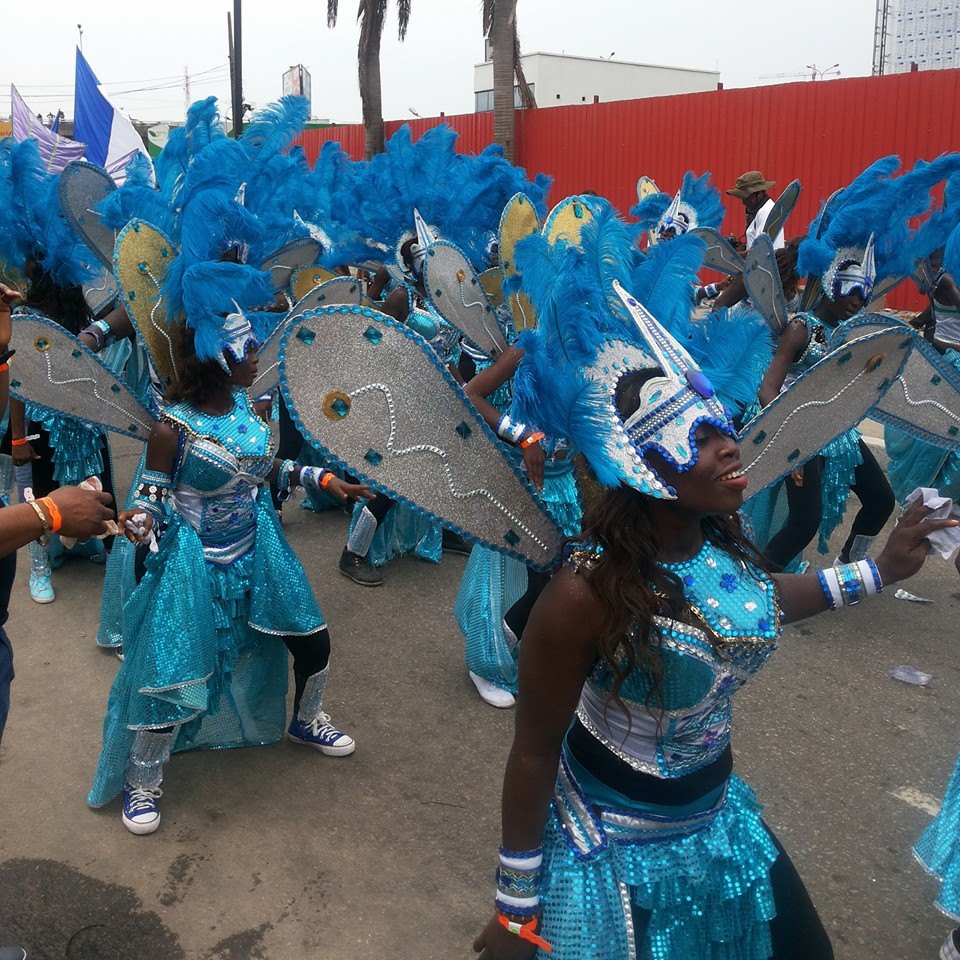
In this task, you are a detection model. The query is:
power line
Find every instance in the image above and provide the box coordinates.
[1,63,229,91]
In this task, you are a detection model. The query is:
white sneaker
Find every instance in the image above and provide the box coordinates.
[469,671,516,708]
[121,784,162,835]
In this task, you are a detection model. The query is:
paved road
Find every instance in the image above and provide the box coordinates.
[1,438,959,959]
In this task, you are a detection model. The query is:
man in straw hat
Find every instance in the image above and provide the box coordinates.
[726,170,785,250]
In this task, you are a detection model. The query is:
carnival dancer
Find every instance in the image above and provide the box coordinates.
[470,222,957,959]
[332,125,550,585]
[87,264,370,836]
[0,139,116,603]
[747,156,959,570]
[454,345,581,707]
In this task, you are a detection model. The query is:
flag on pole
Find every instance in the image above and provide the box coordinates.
[73,47,150,184]
[10,85,87,173]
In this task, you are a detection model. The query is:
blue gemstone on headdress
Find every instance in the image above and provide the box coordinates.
[331,398,350,418]
[720,573,737,593]
[456,421,472,439]
[363,326,382,345]
[504,529,521,546]
[683,575,694,587]
[296,327,316,345]
[685,369,715,399]
[138,262,148,273]
[758,618,770,632]
[364,448,383,466]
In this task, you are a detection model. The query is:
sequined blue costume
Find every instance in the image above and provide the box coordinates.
[88,389,325,807]
[455,454,581,692]
[885,347,960,504]
[916,753,960,921]
[538,540,781,960]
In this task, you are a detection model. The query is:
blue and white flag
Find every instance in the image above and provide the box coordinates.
[73,48,149,184]
[11,85,87,173]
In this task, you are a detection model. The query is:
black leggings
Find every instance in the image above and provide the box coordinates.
[503,567,552,640]
[630,821,834,959]
[763,441,894,570]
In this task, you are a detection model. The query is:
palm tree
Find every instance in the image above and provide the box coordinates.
[482,0,536,161]
[327,0,411,158]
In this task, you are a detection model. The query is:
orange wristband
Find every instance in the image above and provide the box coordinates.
[319,471,336,490]
[0,363,8,373]
[37,497,62,533]
[519,431,545,450]
[497,915,552,952]
[11,437,29,447]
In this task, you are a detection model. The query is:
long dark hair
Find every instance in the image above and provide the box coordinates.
[22,259,91,335]
[163,323,233,408]
[576,369,767,715]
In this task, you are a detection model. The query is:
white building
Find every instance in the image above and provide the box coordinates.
[873,0,960,74]
[473,52,720,112]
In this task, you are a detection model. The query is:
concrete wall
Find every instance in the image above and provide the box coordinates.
[473,53,719,110]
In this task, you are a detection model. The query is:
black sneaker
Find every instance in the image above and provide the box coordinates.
[441,530,473,557]
[338,549,384,586]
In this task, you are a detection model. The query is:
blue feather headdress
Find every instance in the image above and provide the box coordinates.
[798,154,960,302]
[509,199,755,498]
[631,170,725,238]
[0,137,96,289]
[334,124,551,272]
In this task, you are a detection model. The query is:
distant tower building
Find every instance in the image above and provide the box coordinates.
[873,0,960,75]
[282,64,312,113]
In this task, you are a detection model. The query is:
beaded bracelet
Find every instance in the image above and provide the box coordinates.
[299,466,332,492]
[133,469,172,523]
[495,846,542,917]
[496,414,527,445]
[276,459,298,502]
[818,559,883,611]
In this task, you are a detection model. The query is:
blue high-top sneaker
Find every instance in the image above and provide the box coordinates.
[121,783,162,835]
[286,667,355,756]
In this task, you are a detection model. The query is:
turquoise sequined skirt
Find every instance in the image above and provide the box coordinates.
[885,350,960,505]
[347,499,442,567]
[27,406,107,488]
[88,496,325,807]
[540,769,778,960]
[915,752,960,920]
[454,461,581,692]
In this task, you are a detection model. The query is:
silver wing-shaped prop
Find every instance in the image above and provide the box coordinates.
[799,188,844,312]
[740,327,912,498]
[764,179,801,240]
[279,305,563,569]
[83,267,121,317]
[260,238,321,292]
[422,240,508,359]
[114,219,182,393]
[742,234,788,333]
[690,227,744,277]
[831,315,960,450]
[9,314,155,441]
[58,160,118,271]
[251,276,365,397]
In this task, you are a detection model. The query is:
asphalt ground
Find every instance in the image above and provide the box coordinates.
[1,436,959,960]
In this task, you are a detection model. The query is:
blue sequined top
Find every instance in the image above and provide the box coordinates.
[789,310,834,375]
[161,389,275,564]
[574,539,779,779]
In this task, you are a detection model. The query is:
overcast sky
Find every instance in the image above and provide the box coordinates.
[2,0,877,125]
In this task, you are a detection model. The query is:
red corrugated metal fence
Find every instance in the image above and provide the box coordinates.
[297,69,960,309]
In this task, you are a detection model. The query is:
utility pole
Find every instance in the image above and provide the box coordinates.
[232,0,244,138]
[184,66,191,116]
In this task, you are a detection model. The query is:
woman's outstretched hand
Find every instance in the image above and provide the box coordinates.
[875,499,960,586]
